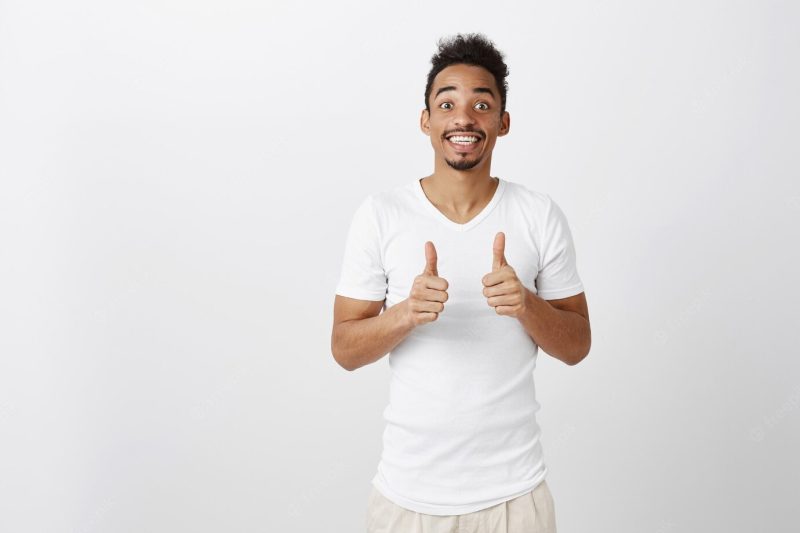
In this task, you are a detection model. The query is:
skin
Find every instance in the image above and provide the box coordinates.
[419,63,510,224]
[332,63,591,370]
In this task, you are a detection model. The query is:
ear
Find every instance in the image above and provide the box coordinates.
[498,111,510,137]
[420,108,430,136]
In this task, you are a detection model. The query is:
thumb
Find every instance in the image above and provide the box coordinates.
[424,241,438,276]
[492,232,507,272]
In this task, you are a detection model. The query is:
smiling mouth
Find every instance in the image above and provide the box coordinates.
[445,134,482,152]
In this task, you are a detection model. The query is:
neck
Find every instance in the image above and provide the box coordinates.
[421,162,498,214]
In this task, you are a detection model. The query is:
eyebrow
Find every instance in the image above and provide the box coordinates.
[434,85,496,100]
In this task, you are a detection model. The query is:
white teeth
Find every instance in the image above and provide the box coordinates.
[448,135,479,144]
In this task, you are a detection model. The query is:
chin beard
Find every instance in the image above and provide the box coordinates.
[445,156,481,171]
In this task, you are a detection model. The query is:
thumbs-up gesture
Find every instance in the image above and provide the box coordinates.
[482,232,528,318]
[403,241,449,327]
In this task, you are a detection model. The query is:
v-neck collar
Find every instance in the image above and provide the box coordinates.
[414,177,506,232]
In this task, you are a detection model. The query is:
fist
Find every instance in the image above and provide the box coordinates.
[404,241,449,327]
[481,232,527,318]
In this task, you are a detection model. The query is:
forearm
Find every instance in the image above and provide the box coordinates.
[332,300,415,371]
[517,288,591,365]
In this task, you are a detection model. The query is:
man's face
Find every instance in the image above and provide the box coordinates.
[421,63,510,172]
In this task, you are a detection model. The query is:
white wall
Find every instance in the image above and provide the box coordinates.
[1,1,798,531]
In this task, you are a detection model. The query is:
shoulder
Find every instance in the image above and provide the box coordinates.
[500,178,555,224]
[502,178,551,206]
[350,182,401,214]
[368,180,418,218]
[347,181,417,239]
[374,179,417,202]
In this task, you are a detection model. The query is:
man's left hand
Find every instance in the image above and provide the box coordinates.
[481,232,528,318]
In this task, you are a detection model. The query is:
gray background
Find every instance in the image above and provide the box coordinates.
[1,0,798,531]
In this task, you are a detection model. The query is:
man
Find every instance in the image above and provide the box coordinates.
[331,33,590,533]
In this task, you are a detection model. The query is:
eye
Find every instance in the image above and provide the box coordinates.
[439,102,453,110]
[475,102,489,110]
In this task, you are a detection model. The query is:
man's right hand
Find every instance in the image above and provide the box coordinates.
[403,241,449,327]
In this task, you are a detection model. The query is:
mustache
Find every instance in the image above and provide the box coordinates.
[444,129,484,138]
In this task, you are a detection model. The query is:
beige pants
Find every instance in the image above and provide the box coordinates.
[366,479,557,533]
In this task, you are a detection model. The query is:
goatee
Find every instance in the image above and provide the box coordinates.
[445,156,481,171]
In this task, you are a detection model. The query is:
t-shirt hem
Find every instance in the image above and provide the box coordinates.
[536,283,585,301]
[370,469,548,516]
[335,285,386,301]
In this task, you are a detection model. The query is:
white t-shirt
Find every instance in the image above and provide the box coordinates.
[335,177,585,516]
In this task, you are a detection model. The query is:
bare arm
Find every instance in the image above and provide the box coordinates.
[331,241,449,372]
[331,298,415,371]
[517,289,591,366]
[481,232,591,366]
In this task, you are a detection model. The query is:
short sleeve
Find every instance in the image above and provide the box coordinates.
[335,195,388,301]
[535,195,585,300]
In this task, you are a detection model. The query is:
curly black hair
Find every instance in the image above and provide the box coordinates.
[424,33,510,115]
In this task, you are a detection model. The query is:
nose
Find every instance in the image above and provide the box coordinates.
[452,107,477,128]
